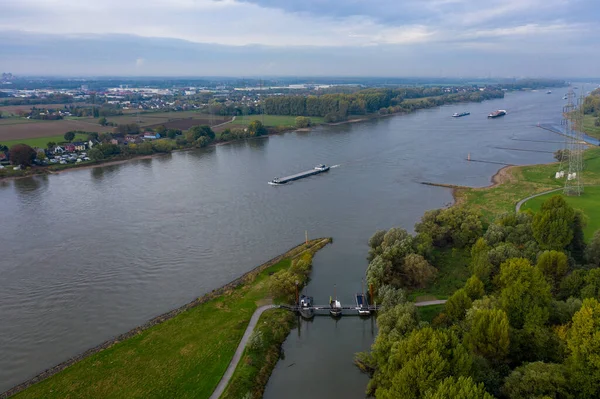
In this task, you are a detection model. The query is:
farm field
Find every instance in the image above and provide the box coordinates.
[1,133,90,149]
[106,112,229,129]
[0,103,89,116]
[0,120,111,146]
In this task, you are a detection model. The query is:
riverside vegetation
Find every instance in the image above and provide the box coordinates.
[357,191,600,398]
[9,238,331,399]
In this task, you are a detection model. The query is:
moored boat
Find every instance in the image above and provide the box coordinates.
[329,285,342,317]
[299,294,314,319]
[488,110,507,118]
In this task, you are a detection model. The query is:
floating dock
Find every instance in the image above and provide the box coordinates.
[269,165,330,185]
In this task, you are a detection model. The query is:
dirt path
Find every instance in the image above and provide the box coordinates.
[414,300,447,307]
[209,304,276,399]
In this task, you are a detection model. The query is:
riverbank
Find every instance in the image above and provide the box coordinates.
[3,238,332,399]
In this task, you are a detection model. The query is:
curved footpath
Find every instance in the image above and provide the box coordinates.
[515,188,563,212]
[209,298,446,398]
[209,304,276,399]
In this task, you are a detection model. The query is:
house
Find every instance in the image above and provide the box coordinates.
[87,140,95,149]
[64,143,76,152]
[0,152,8,163]
[53,146,65,154]
[143,132,161,140]
[72,142,86,151]
[110,138,124,145]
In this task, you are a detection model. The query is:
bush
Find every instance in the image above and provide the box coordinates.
[9,144,37,167]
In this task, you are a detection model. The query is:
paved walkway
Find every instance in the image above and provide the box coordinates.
[515,188,563,212]
[209,304,275,399]
[211,115,236,128]
[414,300,447,307]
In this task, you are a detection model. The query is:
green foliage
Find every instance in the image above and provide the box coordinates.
[155,125,167,135]
[585,230,600,266]
[9,144,36,166]
[532,195,575,250]
[470,238,493,283]
[187,124,215,141]
[558,269,587,300]
[115,123,140,135]
[166,128,182,139]
[549,298,582,325]
[415,206,483,249]
[566,298,600,398]
[402,254,438,289]
[502,362,572,399]
[372,327,472,399]
[98,116,107,126]
[497,258,552,330]
[464,275,485,300]
[151,139,176,153]
[465,308,510,362]
[536,251,569,293]
[294,116,311,128]
[63,131,75,142]
[445,289,472,322]
[377,285,407,312]
[88,147,104,161]
[580,268,600,299]
[424,376,494,399]
[247,120,267,136]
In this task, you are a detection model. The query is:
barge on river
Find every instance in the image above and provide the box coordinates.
[269,164,330,185]
[488,110,507,118]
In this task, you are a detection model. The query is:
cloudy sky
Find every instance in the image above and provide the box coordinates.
[1,0,598,77]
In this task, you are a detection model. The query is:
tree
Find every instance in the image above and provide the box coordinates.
[470,238,493,283]
[585,230,600,266]
[98,116,107,126]
[532,195,575,250]
[248,120,267,136]
[9,144,36,167]
[37,151,46,161]
[88,147,105,161]
[445,289,472,322]
[99,132,113,142]
[425,376,494,399]
[45,142,56,151]
[568,210,587,262]
[464,275,485,300]
[166,128,181,139]
[63,131,75,142]
[188,125,215,141]
[155,125,167,135]
[366,255,391,293]
[87,132,99,141]
[502,362,571,399]
[536,250,569,293]
[553,149,570,162]
[269,270,297,302]
[401,253,437,288]
[558,269,587,300]
[295,116,312,128]
[465,308,510,362]
[0,144,7,153]
[581,268,600,299]
[497,258,552,329]
[415,206,483,248]
[566,298,600,398]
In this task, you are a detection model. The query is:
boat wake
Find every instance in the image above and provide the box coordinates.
[330,164,340,168]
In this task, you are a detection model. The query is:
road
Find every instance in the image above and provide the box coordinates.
[515,188,563,212]
[413,300,447,307]
[209,304,275,399]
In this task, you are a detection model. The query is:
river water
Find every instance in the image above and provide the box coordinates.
[0,89,569,395]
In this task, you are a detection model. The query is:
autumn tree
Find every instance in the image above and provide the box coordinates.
[9,144,36,167]
[532,195,575,250]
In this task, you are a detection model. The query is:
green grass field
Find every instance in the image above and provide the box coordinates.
[231,115,325,128]
[521,185,600,240]
[0,118,50,126]
[583,114,600,139]
[409,248,471,301]
[1,133,89,149]
[456,147,600,221]
[13,239,329,399]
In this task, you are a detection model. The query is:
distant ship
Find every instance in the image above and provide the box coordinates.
[488,110,507,118]
[547,90,552,94]
[452,112,470,118]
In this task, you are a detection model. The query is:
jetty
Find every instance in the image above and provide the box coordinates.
[269,164,330,185]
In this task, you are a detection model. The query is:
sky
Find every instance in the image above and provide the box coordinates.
[1,0,599,77]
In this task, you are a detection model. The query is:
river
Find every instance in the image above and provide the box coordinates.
[0,89,571,395]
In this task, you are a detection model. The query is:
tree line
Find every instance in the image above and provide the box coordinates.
[263,88,505,122]
[357,196,600,398]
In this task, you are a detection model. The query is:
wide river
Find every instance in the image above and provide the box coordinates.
[1,89,571,395]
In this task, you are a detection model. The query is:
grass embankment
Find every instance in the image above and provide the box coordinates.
[11,238,332,399]
[230,115,325,128]
[417,304,446,323]
[409,248,471,302]
[583,115,600,139]
[455,147,600,222]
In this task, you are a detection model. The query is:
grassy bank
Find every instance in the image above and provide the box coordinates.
[1,133,89,149]
[9,238,332,399]
[583,114,600,139]
[230,114,325,128]
[455,147,600,222]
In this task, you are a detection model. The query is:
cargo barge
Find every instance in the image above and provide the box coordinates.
[488,110,507,118]
[268,164,330,185]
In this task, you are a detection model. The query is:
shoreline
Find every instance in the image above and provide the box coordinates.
[1,238,332,398]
